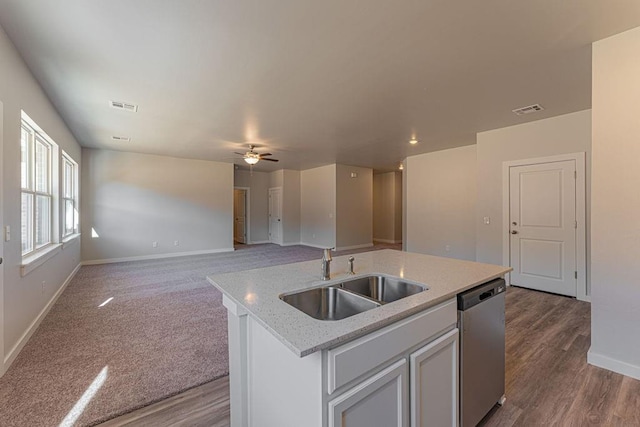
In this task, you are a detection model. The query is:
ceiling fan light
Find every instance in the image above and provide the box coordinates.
[244,156,259,165]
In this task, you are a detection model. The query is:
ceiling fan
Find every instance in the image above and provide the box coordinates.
[235,145,279,165]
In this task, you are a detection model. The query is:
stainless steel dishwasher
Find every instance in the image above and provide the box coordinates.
[458,278,506,427]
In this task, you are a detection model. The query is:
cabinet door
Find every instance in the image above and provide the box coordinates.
[328,359,408,427]
[410,328,459,427]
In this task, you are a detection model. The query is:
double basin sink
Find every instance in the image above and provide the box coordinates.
[280,275,428,321]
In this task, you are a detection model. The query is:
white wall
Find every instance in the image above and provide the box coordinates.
[300,164,336,248]
[406,145,477,261]
[0,100,4,375]
[476,110,592,271]
[373,171,402,244]
[589,26,640,380]
[235,169,270,243]
[336,164,373,250]
[0,25,82,374]
[269,169,284,188]
[81,149,233,262]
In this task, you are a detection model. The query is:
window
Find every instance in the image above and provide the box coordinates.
[21,120,55,256]
[20,112,79,266]
[62,153,78,238]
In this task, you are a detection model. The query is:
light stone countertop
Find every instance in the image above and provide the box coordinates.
[207,249,511,357]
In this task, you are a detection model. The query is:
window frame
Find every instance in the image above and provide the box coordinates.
[20,118,56,257]
[61,152,79,239]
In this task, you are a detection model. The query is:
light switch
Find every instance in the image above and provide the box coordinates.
[483,216,491,225]
[4,225,10,241]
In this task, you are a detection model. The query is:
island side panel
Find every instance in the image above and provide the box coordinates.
[247,315,324,427]
[223,295,250,427]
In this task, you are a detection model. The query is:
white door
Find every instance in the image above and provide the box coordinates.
[233,189,247,244]
[0,100,5,377]
[268,187,282,245]
[410,329,458,427]
[509,160,577,297]
[328,359,408,427]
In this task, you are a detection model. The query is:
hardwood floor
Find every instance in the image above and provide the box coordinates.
[100,286,640,427]
[481,286,640,427]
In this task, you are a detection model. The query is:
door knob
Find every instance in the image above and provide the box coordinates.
[511,230,518,234]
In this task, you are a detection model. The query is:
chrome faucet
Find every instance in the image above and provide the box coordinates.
[347,256,355,275]
[321,248,333,280]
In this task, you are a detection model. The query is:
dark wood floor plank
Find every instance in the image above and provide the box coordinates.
[101,286,640,427]
[613,376,640,425]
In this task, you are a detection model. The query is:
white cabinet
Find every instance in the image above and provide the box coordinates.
[223,296,459,427]
[328,359,408,427]
[410,329,459,427]
[327,328,459,427]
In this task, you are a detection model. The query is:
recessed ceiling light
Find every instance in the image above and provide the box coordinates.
[409,138,418,145]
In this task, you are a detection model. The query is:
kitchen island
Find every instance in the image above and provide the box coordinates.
[208,249,510,427]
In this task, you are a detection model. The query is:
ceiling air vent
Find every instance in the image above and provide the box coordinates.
[111,136,131,142]
[110,100,138,112]
[512,104,544,116]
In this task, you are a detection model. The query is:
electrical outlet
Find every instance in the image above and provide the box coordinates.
[312,234,316,239]
[41,281,45,293]
[174,240,179,246]
[152,241,158,248]
[483,216,491,225]
[4,225,10,241]
[445,245,451,252]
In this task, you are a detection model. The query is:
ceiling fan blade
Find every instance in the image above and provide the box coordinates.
[259,153,272,157]
[261,158,279,162]
[233,152,246,156]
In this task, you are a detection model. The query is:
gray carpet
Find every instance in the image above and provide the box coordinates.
[0,243,400,426]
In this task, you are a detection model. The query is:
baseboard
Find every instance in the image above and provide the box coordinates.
[373,239,402,244]
[577,294,591,303]
[4,262,81,370]
[81,248,235,265]
[281,242,302,247]
[335,243,374,251]
[248,240,271,245]
[587,348,640,380]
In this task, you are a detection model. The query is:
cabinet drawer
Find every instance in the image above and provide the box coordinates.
[327,298,456,394]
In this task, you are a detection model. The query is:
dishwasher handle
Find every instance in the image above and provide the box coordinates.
[457,278,506,310]
[479,290,494,301]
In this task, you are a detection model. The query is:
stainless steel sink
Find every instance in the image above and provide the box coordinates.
[337,275,427,303]
[280,286,380,321]
[280,274,428,320]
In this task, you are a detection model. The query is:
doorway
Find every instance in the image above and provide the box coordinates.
[373,171,403,245]
[233,187,249,245]
[503,153,587,300]
[268,187,282,245]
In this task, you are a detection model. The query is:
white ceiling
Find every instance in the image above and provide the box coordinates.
[1,1,639,172]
